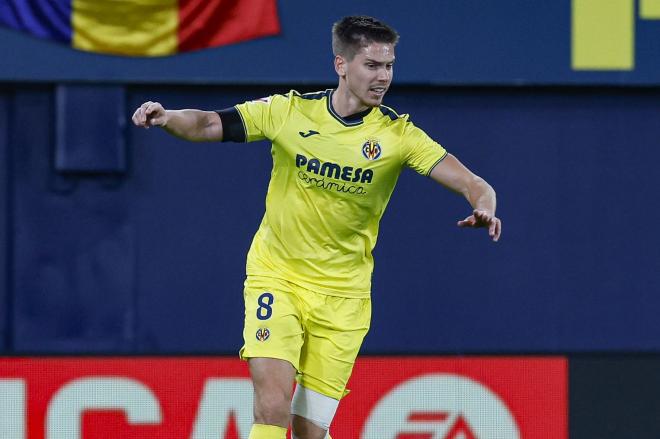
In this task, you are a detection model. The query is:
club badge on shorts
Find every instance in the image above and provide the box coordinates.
[256,328,270,341]
[362,139,382,160]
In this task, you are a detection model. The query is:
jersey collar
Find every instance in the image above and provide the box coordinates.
[326,89,373,127]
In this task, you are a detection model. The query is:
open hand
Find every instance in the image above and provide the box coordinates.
[457,209,502,242]
[132,101,167,128]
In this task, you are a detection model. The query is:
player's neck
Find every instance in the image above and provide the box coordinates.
[332,85,370,118]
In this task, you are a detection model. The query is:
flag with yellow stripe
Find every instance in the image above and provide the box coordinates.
[0,0,280,57]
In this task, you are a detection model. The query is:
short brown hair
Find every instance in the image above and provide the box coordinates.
[332,16,399,60]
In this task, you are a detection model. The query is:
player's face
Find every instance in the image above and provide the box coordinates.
[341,42,395,107]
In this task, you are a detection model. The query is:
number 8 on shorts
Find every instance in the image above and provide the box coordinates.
[256,292,274,320]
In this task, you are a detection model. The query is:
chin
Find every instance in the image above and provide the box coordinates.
[364,95,383,107]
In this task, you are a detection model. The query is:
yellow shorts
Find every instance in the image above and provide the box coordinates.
[240,275,371,400]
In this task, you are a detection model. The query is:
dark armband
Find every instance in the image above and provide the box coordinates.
[215,107,246,142]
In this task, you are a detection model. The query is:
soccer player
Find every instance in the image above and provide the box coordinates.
[133,15,501,439]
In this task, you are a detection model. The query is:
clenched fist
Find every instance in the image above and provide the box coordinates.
[132,101,168,128]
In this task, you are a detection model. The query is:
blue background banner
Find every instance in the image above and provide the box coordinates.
[1,0,660,84]
[2,85,659,354]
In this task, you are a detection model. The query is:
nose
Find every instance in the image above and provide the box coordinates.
[377,66,390,82]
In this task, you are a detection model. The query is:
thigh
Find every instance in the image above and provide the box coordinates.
[297,295,371,400]
[249,358,296,402]
[241,276,306,371]
[249,358,296,427]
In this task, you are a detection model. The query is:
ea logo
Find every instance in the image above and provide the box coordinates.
[361,373,520,439]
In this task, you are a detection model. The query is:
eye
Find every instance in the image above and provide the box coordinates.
[386,64,393,70]
[366,63,376,69]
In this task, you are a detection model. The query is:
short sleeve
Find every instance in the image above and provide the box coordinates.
[234,92,291,142]
[401,121,448,176]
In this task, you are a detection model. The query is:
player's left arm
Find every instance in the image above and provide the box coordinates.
[429,154,502,241]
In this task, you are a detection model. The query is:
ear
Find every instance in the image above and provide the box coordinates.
[334,55,346,77]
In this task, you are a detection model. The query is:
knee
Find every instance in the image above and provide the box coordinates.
[291,415,329,439]
[253,391,290,426]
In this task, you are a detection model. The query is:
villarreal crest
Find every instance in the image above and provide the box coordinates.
[256,328,270,341]
[362,139,382,160]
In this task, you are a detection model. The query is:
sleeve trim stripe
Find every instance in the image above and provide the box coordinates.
[235,105,248,141]
[425,150,449,177]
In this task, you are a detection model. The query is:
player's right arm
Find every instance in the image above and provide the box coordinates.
[132,101,223,142]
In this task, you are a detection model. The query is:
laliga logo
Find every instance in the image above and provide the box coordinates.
[361,373,520,439]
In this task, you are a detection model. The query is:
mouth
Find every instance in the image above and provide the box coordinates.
[369,86,387,97]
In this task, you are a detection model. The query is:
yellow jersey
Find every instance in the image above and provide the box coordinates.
[232,89,447,298]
